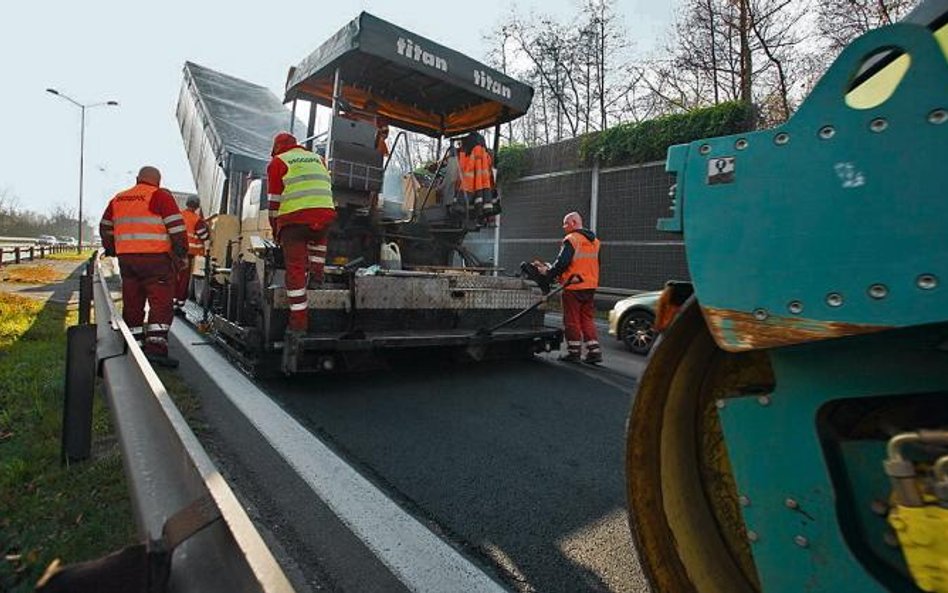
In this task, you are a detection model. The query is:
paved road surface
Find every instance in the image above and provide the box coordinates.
[171,311,651,593]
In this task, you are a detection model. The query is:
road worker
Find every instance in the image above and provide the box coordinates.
[99,166,187,368]
[534,211,602,364]
[267,132,337,337]
[174,195,210,314]
[457,132,497,217]
[376,120,390,158]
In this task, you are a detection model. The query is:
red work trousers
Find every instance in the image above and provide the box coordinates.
[280,220,332,331]
[174,255,195,308]
[562,289,601,358]
[118,253,175,356]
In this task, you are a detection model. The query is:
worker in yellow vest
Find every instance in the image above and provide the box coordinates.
[267,132,337,334]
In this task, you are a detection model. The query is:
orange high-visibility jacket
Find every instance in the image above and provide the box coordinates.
[458,144,495,196]
[181,209,209,256]
[559,231,600,291]
[108,184,182,255]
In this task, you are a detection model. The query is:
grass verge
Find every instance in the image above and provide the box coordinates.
[45,250,96,262]
[0,291,135,592]
[0,265,66,285]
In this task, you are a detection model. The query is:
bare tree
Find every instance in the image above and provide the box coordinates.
[582,0,637,130]
[640,0,810,125]
[0,187,21,217]
[485,2,635,145]
[818,0,919,54]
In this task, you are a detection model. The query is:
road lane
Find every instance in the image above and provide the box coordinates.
[260,354,648,593]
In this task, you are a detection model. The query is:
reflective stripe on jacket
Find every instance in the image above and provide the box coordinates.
[558,231,600,290]
[275,148,334,217]
[111,184,174,255]
[181,209,208,255]
[458,144,495,196]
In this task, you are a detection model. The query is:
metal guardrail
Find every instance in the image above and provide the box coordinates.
[0,235,45,245]
[90,257,295,593]
[0,243,72,264]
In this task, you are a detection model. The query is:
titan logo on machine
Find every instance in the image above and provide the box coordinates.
[396,37,448,72]
[473,70,512,99]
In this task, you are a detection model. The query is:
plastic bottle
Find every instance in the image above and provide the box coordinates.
[380,242,402,270]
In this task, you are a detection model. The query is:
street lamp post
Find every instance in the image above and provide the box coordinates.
[46,88,118,253]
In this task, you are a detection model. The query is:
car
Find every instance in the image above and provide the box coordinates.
[36,235,58,246]
[608,290,661,355]
[58,236,78,247]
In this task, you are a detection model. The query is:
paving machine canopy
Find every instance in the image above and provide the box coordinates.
[284,12,534,137]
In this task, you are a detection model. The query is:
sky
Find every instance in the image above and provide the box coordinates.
[1,0,677,222]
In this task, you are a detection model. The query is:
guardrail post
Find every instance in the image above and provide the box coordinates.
[29,245,34,260]
[62,323,97,464]
[14,247,20,264]
[78,269,93,325]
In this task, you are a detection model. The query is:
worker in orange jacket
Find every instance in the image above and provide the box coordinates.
[267,132,337,334]
[174,195,210,313]
[534,211,602,364]
[458,132,498,217]
[99,166,188,368]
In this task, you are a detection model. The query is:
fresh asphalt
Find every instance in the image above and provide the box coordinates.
[170,313,651,593]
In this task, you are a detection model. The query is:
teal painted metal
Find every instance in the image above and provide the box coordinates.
[832,441,909,578]
[717,325,948,593]
[661,23,947,351]
[655,18,948,593]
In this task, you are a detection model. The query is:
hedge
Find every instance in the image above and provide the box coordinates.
[579,101,755,166]
[495,143,529,186]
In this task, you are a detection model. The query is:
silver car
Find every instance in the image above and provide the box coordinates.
[608,291,661,355]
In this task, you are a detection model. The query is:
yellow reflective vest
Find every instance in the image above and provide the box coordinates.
[275,148,334,216]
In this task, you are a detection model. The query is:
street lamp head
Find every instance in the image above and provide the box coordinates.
[107,100,119,106]
[46,88,60,95]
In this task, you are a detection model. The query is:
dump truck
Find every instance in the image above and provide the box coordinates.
[626,4,948,593]
[176,14,561,376]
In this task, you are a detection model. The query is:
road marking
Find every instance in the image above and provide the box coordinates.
[170,322,510,593]
[541,358,631,392]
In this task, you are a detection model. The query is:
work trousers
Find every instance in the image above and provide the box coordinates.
[174,255,195,308]
[562,289,601,358]
[280,223,330,331]
[118,253,175,356]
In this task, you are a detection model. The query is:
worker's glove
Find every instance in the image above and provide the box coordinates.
[520,261,552,295]
[530,259,551,274]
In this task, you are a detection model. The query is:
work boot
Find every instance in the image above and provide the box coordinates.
[557,352,582,363]
[145,352,180,369]
[583,351,603,365]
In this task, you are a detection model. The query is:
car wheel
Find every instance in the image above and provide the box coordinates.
[620,309,656,355]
